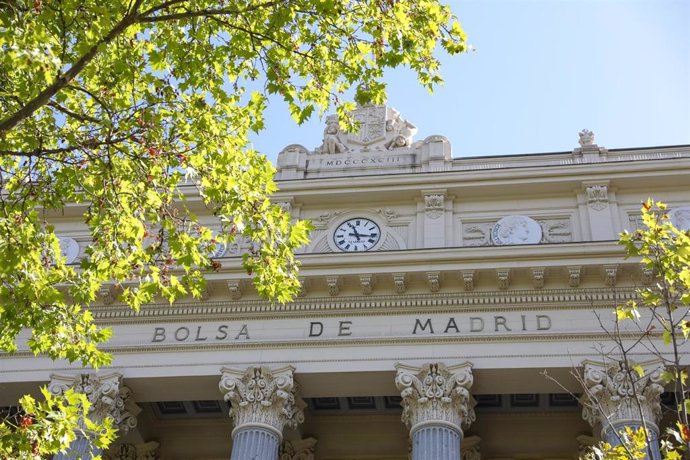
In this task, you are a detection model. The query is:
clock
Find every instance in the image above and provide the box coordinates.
[333,218,381,252]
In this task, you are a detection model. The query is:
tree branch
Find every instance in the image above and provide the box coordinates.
[0,0,144,134]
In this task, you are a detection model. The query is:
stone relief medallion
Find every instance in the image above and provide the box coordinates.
[58,236,80,263]
[346,105,387,147]
[670,206,690,231]
[491,215,542,245]
[210,240,227,258]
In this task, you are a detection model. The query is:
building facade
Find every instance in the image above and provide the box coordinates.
[2,105,690,459]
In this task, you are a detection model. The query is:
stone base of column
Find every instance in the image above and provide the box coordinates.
[411,423,461,460]
[230,425,280,460]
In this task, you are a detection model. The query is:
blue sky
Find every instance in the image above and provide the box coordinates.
[250,0,690,164]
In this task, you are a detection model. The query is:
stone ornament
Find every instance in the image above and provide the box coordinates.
[280,437,317,460]
[462,270,475,291]
[316,115,348,154]
[578,129,596,147]
[569,266,582,288]
[424,194,445,219]
[58,236,80,264]
[491,215,542,245]
[105,441,160,460]
[461,435,481,460]
[580,360,665,434]
[586,185,609,211]
[48,372,140,432]
[395,362,476,434]
[359,274,374,295]
[427,272,440,292]
[384,106,418,150]
[670,206,690,231]
[209,235,227,258]
[604,264,618,287]
[219,365,305,437]
[314,105,418,154]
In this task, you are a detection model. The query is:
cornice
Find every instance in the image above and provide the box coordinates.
[275,154,690,196]
[92,286,638,324]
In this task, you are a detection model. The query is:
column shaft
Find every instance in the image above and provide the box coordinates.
[604,423,661,460]
[411,425,461,460]
[230,426,280,460]
[53,433,101,459]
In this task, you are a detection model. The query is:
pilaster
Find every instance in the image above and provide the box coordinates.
[421,189,448,248]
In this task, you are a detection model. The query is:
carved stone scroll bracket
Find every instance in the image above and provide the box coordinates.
[569,266,582,288]
[461,435,481,460]
[326,276,340,296]
[462,270,475,292]
[280,437,317,460]
[642,267,654,285]
[427,271,441,292]
[576,434,597,459]
[497,269,510,290]
[297,277,308,297]
[395,362,476,436]
[199,286,210,301]
[393,273,407,294]
[99,285,116,305]
[106,441,160,460]
[531,267,545,289]
[227,280,243,300]
[580,360,665,440]
[48,372,140,433]
[219,365,305,439]
[604,264,618,287]
[359,274,375,295]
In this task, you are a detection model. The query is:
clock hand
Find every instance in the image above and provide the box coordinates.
[348,231,362,241]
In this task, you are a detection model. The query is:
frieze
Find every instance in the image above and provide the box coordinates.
[67,307,667,351]
[462,217,572,246]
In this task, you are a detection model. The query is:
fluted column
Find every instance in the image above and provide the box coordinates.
[580,360,664,460]
[395,362,476,460]
[219,365,305,460]
[49,372,139,460]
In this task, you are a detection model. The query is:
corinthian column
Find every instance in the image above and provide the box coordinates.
[580,360,665,460]
[395,362,476,460]
[219,365,305,460]
[49,372,139,460]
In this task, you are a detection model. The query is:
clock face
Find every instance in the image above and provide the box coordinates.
[333,218,381,252]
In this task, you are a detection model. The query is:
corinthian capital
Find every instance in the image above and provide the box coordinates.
[395,362,476,434]
[219,365,305,437]
[48,372,140,432]
[580,360,665,433]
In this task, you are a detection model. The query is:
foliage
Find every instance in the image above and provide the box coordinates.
[0,0,467,455]
[585,200,690,459]
[0,388,116,459]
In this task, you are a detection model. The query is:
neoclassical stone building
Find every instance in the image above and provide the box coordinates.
[1,105,690,459]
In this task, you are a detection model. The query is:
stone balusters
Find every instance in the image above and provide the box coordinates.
[580,360,665,460]
[219,365,305,460]
[49,372,140,459]
[395,362,476,460]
